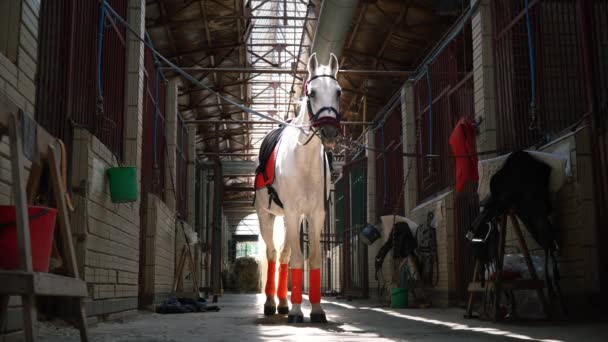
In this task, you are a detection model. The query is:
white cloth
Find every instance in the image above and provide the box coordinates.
[477,149,571,201]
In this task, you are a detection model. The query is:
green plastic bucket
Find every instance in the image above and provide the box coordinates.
[107,167,137,203]
[390,288,408,308]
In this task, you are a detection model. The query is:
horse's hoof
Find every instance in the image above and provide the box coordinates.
[310,312,328,323]
[278,306,290,315]
[287,314,304,323]
[264,306,276,316]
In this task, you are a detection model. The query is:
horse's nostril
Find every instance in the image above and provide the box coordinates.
[321,126,338,138]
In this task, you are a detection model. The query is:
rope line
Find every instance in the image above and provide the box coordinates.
[102,1,306,131]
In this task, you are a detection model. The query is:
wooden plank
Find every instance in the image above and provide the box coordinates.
[510,215,550,318]
[468,279,545,292]
[21,294,37,342]
[34,272,88,297]
[0,271,88,297]
[76,298,89,342]
[465,260,479,318]
[48,144,80,278]
[8,112,33,272]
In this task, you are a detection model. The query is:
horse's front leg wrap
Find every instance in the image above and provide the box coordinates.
[309,268,321,304]
[277,264,289,300]
[290,268,303,304]
[265,261,277,296]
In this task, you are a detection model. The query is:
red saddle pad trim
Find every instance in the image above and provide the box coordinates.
[255,147,278,190]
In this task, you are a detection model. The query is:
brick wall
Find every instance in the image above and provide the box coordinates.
[0,0,38,204]
[410,191,455,307]
[0,1,40,339]
[70,128,140,317]
[174,220,197,293]
[471,0,498,159]
[140,193,175,307]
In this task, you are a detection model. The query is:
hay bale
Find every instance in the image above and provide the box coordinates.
[230,257,261,293]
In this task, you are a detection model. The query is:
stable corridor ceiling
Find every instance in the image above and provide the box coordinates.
[145,0,465,213]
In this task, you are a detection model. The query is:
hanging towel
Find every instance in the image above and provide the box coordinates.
[449,117,479,192]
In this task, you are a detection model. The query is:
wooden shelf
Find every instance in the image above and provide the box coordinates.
[0,270,88,297]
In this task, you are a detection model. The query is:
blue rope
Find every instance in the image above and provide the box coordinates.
[97,0,106,98]
[524,0,536,108]
[153,67,159,168]
[425,64,433,155]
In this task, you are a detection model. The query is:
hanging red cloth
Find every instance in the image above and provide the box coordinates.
[449,117,479,192]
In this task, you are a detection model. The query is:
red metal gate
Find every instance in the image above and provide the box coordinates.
[36,0,127,160]
[411,10,477,302]
[341,157,369,298]
[492,0,588,152]
[141,47,167,199]
[375,108,405,217]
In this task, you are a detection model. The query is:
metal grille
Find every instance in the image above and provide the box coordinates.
[492,0,588,152]
[141,47,167,199]
[375,108,405,217]
[301,190,342,296]
[176,115,189,219]
[412,19,474,203]
[35,0,127,160]
[341,158,369,298]
[35,0,72,152]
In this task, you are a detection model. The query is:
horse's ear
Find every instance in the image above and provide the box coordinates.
[307,53,318,75]
[329,53,339,78]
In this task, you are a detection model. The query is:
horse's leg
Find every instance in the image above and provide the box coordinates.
[277,243,291,314]
[285,214,304,323]
[308,212,327,323]
[259,211,278,315]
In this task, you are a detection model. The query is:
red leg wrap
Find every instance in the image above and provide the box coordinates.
[277,264,289,300]
[291,268,303,304]
[265,261,276,296]
[309,268,321,304]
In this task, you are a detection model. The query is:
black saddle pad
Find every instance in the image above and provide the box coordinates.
[256,126,286,175]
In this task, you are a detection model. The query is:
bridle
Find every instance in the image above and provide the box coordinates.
[304,74,342,132]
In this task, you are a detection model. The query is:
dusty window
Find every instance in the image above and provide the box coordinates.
[0,0,21,63]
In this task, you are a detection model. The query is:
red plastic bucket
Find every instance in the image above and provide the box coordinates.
[0,205,57,272]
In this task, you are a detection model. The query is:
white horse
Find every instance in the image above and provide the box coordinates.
[255,53,341,323]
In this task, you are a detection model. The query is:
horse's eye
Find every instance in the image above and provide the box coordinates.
[337,89,342,97]
[309,90,316,98]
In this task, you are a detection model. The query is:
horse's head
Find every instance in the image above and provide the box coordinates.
[304,53,342,150]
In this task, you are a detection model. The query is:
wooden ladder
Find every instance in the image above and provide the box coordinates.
[465,213,551,321]
[0,110,89,342]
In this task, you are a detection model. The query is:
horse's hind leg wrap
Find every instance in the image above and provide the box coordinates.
[277,264,289,299]
[291,268,303,304]
[309,268,321,304]
[265,261,277,296]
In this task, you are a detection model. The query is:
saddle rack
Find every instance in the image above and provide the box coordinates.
[0,104,89,341]
[465,212,550,321]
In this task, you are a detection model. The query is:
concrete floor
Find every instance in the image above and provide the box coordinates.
[37,294,608,342]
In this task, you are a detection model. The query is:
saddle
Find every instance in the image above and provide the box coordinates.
[254,126,286,209]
